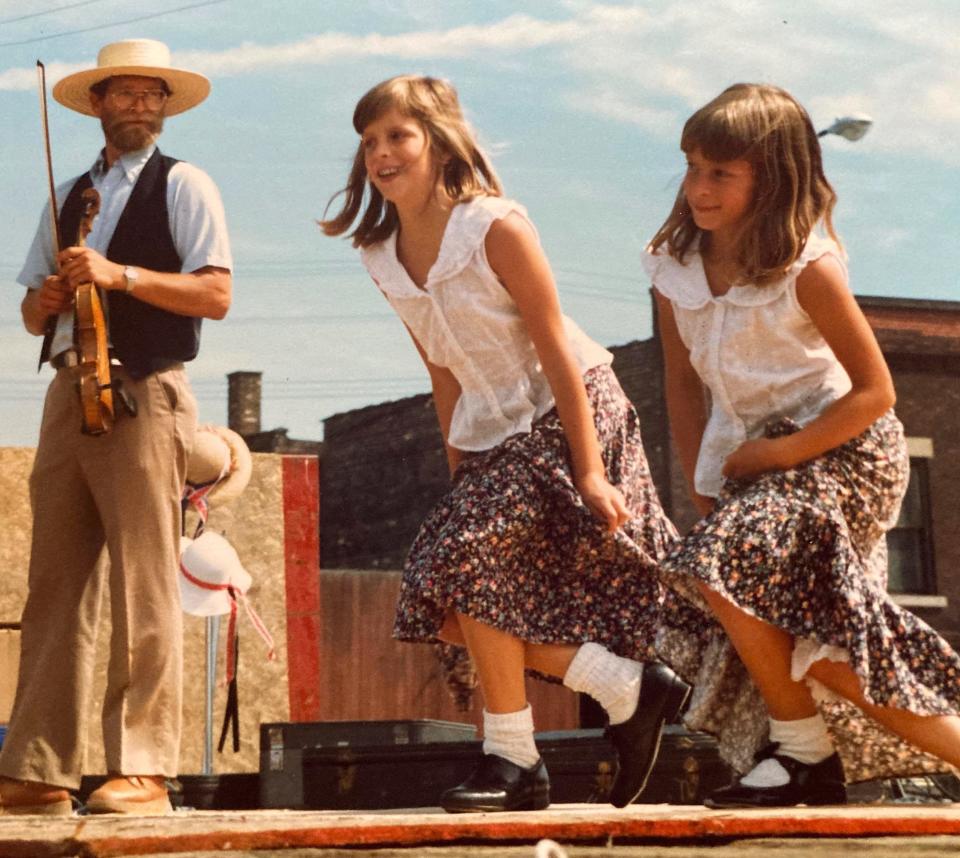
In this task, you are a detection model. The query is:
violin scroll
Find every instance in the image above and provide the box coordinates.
[78,188,101,244]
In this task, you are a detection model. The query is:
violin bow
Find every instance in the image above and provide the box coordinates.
[36,61,62,257]
[35,60,63,363]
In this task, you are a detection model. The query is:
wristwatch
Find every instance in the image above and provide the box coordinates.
[122,266,139,294]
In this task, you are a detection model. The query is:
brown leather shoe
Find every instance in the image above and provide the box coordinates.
[0,776,72,816]
[85,775,172,815]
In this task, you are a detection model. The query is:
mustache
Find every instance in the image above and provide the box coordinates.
[101,113,164,150]
[107,114,163,133]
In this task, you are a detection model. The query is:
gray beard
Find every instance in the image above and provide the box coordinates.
[103,116,164,153]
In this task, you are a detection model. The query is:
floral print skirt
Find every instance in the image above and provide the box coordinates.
[656,411,960,782]
[393,364,677,708]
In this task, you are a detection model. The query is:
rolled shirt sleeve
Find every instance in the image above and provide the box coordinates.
[167,162,232,274]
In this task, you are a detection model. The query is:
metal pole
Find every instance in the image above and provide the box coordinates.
[202,614,221,775]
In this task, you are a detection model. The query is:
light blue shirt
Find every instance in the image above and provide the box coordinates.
[18,144,232,361]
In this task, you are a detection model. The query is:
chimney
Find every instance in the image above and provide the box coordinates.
[227,371,262,436]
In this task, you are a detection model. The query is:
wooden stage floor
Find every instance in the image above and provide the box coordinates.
[1,802,960,857]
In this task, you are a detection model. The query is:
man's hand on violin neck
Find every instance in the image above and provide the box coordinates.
[58,246,124,291]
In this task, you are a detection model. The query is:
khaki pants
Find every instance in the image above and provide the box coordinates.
[0,364,196,788]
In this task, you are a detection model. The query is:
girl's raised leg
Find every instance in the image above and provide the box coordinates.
[697,582,818,720]
[695,582,845,807]
[807,659,960,769]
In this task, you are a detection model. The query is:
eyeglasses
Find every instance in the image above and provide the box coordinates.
[106,89,169,110]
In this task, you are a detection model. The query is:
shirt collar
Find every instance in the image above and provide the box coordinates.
[91,144,156,183]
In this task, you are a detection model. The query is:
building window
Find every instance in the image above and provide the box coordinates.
[886,442,936,596]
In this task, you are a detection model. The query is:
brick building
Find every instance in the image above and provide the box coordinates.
[859,296,960,647]
[316,295,960,649]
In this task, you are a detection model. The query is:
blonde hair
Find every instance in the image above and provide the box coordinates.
[321,75,503,247]
[649,83,840,285]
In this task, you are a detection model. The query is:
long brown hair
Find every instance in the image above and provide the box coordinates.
[321,75,503,248]
[649,83,840,285]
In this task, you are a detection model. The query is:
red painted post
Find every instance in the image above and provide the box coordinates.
[281,455,321,721]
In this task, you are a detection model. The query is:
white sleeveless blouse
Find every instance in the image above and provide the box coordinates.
[642,233,852,496]
[361,196,612,451]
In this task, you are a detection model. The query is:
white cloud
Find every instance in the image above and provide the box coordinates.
[566,87,679,133]
[0,61,85,91]
[3,1,958,164]
[0,6,649,84]
[873,226,913,251]
[175,14,589,76]
[486,140,513,157]
[552,0,960,165]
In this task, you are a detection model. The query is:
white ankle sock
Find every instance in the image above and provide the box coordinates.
[740,757,791,788]
[740,714,835,789]
[482,705,539,769]
[769,714,834,764]
[562,642,642,726]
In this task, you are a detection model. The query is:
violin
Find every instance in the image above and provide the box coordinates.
[37,60,115,435]
[73,188,115,435]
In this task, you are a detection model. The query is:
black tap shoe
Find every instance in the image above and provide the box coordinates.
[705,743,847,808]
[606,662,691,808]
[441,754,550,813]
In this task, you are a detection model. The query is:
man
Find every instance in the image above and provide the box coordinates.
[0,39,231,815]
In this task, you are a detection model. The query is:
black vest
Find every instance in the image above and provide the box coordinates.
[44,148,202,379]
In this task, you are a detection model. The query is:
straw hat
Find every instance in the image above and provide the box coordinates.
[186,425,252,506]
[179,532,252,618]
[53,39,210,116]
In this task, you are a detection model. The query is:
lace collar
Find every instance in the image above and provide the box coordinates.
[641,233,843,309]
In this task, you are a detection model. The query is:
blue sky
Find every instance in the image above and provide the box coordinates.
[1,0,958,446]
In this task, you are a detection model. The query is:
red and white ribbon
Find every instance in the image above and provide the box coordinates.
[180,561,276,683]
